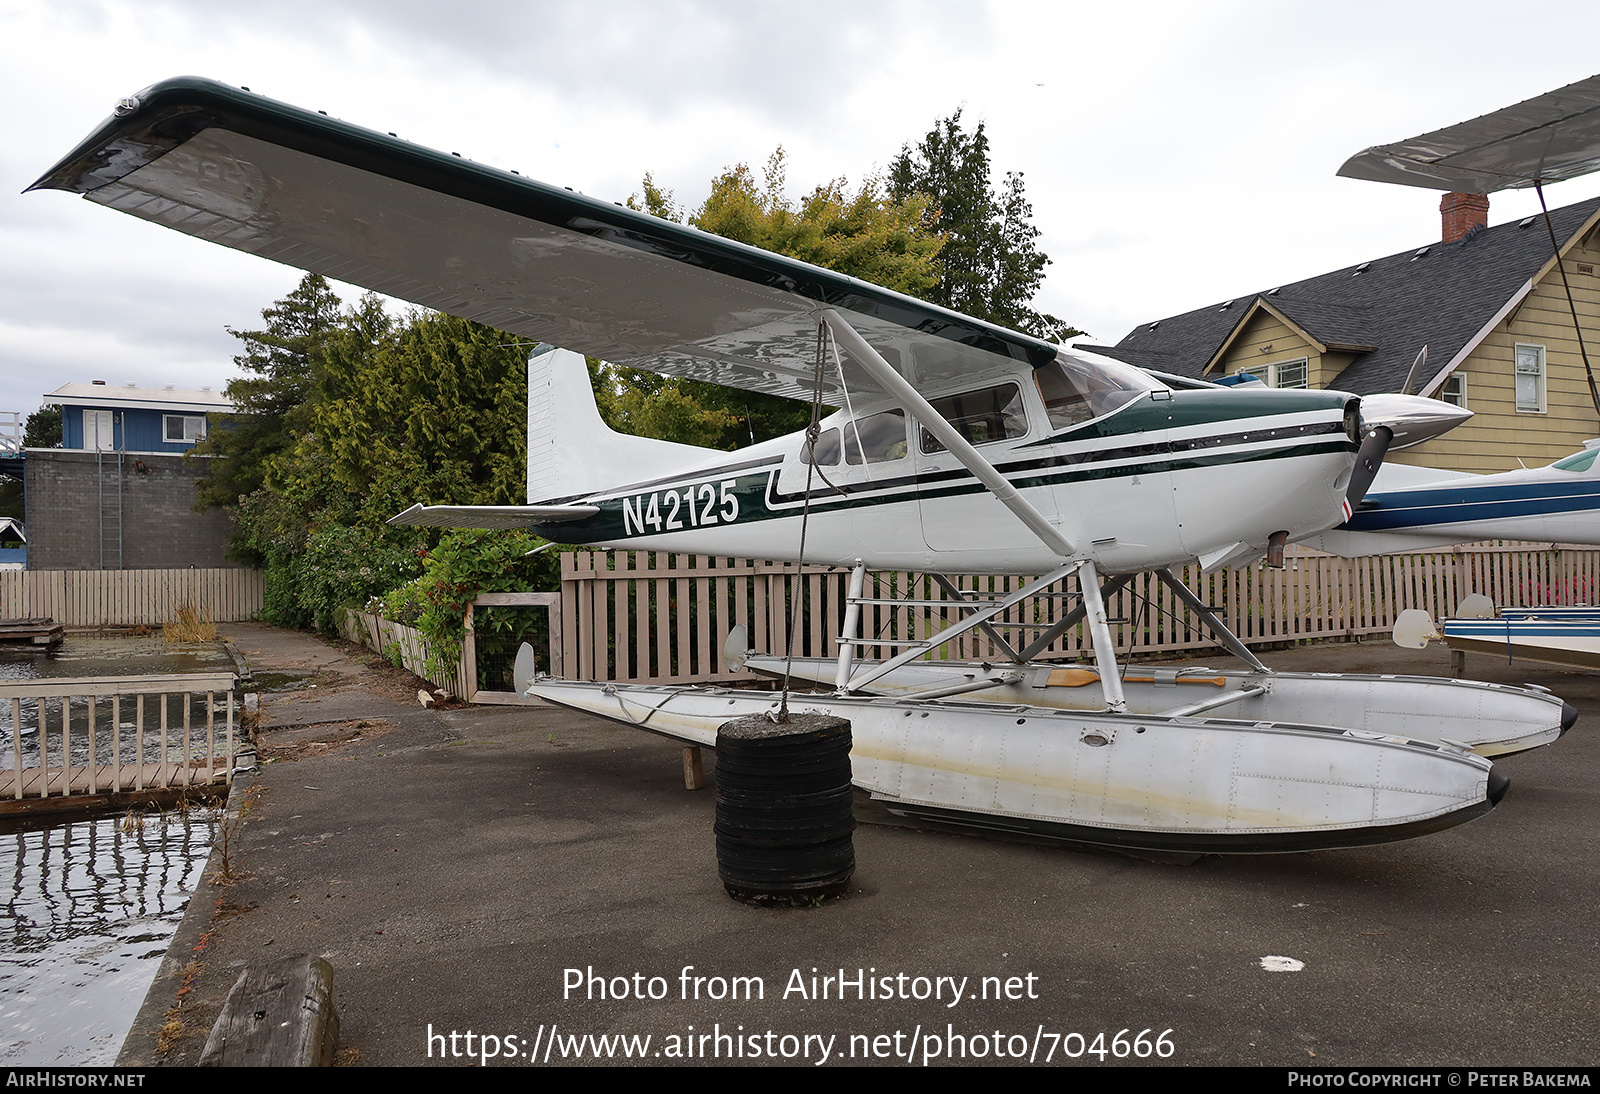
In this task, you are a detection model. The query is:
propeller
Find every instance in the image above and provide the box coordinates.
[1391,608,1440,649]
[513,642,537,694]
[1345,424,1393,508]
[722,624,750,672]
[1400,345,1429,397]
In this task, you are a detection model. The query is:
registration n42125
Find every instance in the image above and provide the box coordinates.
[621,481,740,537]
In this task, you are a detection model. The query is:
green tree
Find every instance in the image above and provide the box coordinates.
[0,478,20,521]
[223,296,540,631]
[192,273,344,520]
[309,305,530,520]
[23,405,61,448]
[607,151,946,449]
[888,110,1080,342]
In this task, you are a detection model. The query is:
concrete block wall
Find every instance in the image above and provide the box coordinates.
[23,449,240,570]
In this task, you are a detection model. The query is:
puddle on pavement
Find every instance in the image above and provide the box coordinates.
[249,671,315,693]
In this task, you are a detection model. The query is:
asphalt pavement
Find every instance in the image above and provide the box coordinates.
[118,624,1600,1068]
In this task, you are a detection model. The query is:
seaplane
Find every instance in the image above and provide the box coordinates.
[30,76,1576,854]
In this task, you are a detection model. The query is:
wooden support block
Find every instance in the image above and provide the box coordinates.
[200,955,339,1067]
[682,745,705,791]
[1450,649,1467,679]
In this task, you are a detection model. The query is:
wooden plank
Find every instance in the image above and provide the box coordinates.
[12,697,22,799]
[655,555,672,680]
[0,761,231,800]
[696,560,711,680]
[200,955,340,1067]
[0,673,236,699]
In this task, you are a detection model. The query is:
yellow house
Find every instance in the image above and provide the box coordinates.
[1096,194,1600,473]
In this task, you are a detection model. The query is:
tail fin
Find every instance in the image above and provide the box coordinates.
[526,345,720,503]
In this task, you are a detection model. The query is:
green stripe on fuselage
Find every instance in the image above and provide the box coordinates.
[533,435,1353,544]
[1027,388,1351,447]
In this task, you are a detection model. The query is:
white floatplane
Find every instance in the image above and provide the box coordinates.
[1396,594,1600,673]
[32,77,1556,853]
[1309,446,1600,558]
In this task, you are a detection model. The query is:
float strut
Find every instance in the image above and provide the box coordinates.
[1077,559,1126,713]
[1154,567,1269,673]
[835,560,867,691]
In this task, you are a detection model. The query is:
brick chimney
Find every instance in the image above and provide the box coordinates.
[1441,191,1488,244]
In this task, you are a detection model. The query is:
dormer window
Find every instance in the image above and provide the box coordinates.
[1240,358,1309,389]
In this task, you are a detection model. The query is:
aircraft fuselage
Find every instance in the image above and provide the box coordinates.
[533,384,1360,575]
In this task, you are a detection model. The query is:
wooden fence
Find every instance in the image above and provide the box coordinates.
[339,593,563,703]
[0,569,264,626]
[0,672,239,810]
[338,609,472,698]
[560,544,1600,684]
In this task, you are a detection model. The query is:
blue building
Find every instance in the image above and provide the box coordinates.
[49,381,233,454]
[25,382,240,570]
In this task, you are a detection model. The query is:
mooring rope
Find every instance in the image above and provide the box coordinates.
[777,319,834,723]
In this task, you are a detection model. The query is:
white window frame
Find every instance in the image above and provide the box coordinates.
[1514,343,1546,414]
[164,414,208,443]
[1240,357,1310,389]
[1437,374,1467,409]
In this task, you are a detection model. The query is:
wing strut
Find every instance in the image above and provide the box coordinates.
[820,310,1076,559]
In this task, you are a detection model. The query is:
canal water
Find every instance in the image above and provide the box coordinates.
[0,810,216,1064]
[0,636,238,1065]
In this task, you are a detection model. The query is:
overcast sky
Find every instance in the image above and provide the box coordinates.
[5,0,1600,423]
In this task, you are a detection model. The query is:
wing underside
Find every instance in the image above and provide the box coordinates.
[1338,73,1600,192]
[31,78,1058,402]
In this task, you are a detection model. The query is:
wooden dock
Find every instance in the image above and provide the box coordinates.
[0,617,64,646]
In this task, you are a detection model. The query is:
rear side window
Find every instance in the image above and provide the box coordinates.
[800,427,841,465]
[844,409,908,464]
[920,383,1028,453]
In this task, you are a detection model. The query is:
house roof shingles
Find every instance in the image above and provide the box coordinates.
[1095,197,1600,395]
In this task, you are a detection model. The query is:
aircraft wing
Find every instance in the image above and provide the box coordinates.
[389,503,599,530]
[1338,73,1600,192]
[30,77,1058,402]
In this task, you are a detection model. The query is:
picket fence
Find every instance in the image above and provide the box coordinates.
[0,568,264,626]
[557,543,1600,685]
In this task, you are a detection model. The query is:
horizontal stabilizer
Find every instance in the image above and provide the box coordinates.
[1301,528,1468,558]
[388,503,597,530]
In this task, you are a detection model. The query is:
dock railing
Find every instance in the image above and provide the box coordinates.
[1,672,239,807]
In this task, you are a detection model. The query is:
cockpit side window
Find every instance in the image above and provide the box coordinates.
[800,427,842,465]
[844,409,908,464]
[1035,354,1161,430]
[920,382,1028,453]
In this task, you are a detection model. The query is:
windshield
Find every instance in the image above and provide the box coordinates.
[1551,448,1600,473]
[1035,352,1163,430]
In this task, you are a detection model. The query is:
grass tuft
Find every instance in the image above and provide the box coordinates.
[163,601,216,644]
